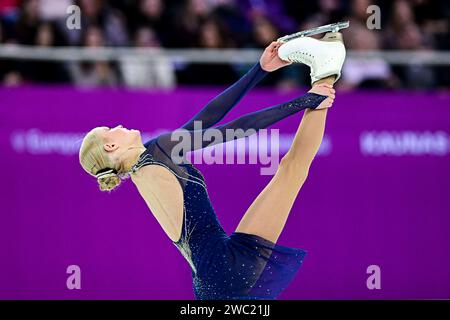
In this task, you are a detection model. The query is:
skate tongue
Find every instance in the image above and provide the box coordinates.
[278,21,349,43]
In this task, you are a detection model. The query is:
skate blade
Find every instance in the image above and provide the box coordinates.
[277,21,349,43]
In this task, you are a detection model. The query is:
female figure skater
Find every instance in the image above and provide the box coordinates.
[79,31,346,300]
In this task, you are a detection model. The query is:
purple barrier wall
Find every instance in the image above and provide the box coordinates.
[0,87,449,299]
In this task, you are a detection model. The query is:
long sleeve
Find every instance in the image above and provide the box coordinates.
[180,63,268,130]
[156,92,328,159]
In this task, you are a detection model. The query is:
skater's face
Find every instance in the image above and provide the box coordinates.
[92,125,143,154]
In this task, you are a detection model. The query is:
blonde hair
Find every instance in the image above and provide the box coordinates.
[79,130,122,192]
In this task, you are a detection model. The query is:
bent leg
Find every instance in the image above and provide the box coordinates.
[235,76,334,243]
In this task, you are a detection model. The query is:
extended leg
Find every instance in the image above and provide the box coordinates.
[235,76,334,243]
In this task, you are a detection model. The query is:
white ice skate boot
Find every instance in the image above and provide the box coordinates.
[278,22,348,84]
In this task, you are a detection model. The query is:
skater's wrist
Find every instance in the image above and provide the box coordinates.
[258,60,271,73]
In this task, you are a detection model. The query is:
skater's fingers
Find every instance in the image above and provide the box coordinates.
[328,90,335,98]
[268,41,278,49]
[270,41,283,50]
[315,83,333,90]
[267,45,277,54]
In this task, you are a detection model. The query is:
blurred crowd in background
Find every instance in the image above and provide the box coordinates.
[0,0,449,90]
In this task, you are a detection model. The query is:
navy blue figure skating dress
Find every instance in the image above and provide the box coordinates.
[131,63,328,300]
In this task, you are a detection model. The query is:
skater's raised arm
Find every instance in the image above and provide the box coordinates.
[156,84,334,158]
[180,63,267,130]
[180,42,291,131]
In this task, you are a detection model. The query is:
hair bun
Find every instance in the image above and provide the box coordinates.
[97,172,121,192]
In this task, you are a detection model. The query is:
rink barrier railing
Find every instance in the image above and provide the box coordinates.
[0,45,450,65]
